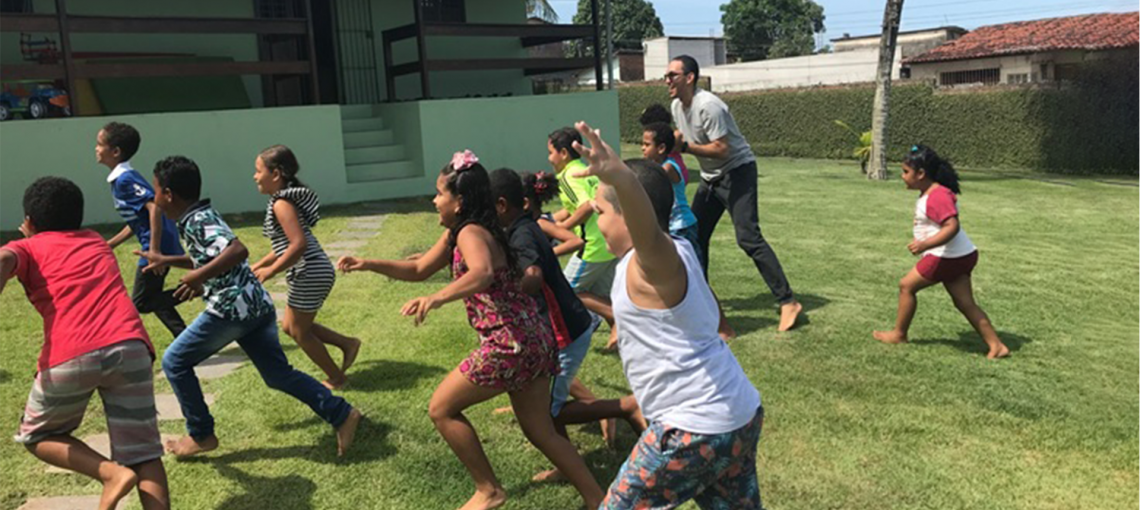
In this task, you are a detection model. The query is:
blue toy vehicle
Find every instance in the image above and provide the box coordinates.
[0,81,71,121]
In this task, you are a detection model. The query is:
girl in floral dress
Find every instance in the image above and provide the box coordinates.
[337,151,603,510]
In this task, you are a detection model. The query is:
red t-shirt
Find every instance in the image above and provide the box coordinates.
[3,230,153,371]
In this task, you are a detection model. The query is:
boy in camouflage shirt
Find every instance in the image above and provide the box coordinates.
[139,156,361,457]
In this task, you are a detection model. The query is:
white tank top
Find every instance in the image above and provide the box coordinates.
[612,237,761,434]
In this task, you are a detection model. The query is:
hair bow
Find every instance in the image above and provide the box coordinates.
[534,173,549,194]
[910,145,920,153]
[451,150,479,172]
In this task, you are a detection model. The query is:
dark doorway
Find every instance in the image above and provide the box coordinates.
[333,0,381,104]
[254,0,313,106]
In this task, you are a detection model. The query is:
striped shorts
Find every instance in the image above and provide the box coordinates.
[286,258,336,313]
[15,339,163,467]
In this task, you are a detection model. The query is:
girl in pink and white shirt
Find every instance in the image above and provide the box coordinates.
[873,145,1010,359]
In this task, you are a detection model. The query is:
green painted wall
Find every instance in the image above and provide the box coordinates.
[0,106,346,230]
[373,0,531,101]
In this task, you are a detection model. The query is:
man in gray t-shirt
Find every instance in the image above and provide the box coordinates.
[667,55,801,331]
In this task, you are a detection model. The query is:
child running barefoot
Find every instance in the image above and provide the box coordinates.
[250,145,361,389]
[337,151,603,510]
[571,123,766,509]
[490,168,646,483]
[141,156,361,458]
[2,178,170,510]
[873,145,1010,359]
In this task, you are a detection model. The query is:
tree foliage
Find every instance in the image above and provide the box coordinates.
[720,0,825,61]
[572,0,664,51]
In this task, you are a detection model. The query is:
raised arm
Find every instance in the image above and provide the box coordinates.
[254,200,306,282]
[572,122,684,297]
[337,230,450,281]
[538,217,584,257]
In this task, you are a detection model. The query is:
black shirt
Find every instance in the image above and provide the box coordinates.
[507,215,593,340]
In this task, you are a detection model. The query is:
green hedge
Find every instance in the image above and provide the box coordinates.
[618,59,1138,174]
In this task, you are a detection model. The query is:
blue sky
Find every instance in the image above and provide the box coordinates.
[545,0,1138,47]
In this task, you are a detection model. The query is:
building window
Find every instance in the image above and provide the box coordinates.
[900,67,911,79]
[0,0,32,13]
[421,0,465,23]
[1039,63,1049,81]
[1007,73,1029,84]
[1054,63,1080,82]
[939,68,1000,86]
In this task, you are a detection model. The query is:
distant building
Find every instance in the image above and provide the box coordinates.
[831,26,967,61]
[643,36,727,82]
[903,12,1139,86]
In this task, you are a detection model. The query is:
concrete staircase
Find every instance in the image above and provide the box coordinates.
[340,105,419,183]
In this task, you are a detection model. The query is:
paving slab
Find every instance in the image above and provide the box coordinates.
[155,393,215,421]
[336,230,377,239]
[325,250,352,260]
[18,496,103,510]
[345,219,385,230]
[47,433,181,473]
[157,355,244,381]
[270,291,288,303]
[324,240,367,250]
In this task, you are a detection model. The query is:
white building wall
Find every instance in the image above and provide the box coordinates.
[643,37,723,82]
[701,49,901,92]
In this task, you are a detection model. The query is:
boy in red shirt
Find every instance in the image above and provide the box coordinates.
[1,177,170,510]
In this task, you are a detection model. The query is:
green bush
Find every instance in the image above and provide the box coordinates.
[618,59,1138,175]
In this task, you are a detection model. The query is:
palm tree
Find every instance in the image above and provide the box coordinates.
[526,0,560,23]
[868,0,904,180]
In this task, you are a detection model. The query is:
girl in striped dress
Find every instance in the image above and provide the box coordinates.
[251,145,361,389]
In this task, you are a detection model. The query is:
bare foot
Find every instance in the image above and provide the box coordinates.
[778,301,803,332]
[99,464,139,510]
[872,330,908,344]
[718,317,736,341]
[165,434,218,457]
[531,468,565,483]
[341,337,362,372]
[600,417,618,448]
[492,406,514,415]
[458,487,507,510]
[987,343,1010,360]
[337,408,363,457]
[322,377,348,391]
[603,328,619,352]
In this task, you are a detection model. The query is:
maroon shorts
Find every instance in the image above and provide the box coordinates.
[916,251,978,282]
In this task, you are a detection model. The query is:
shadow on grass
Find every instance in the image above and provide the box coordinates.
[342,359,446,393]
[212,463,317,510]
[0,370,8,384]
[505,440,633,502]
[719,292,830,335]
[185,417,395,467]
[910,330,1032,356]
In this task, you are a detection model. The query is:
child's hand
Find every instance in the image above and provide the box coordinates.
[253,266,275,283]
[174,270,206,301]
[569,121,630,183]
[337,256,366,273]
[907,239,927,255]
[134,250,170,275]
[401,295,440,326]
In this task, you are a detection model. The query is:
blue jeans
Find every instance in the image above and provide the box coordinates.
[162,311,352,440]
[550,313,601,416]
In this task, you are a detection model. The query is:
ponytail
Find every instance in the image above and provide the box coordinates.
[523,171,561,211]
[904,144,960,194]
[259,144,305,189]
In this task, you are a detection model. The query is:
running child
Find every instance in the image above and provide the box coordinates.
[523,171,584,257]
[489,168,645,483]
[250,145,361,389]
[873,145,1010,359]
[571,122,766,509]
[96,122,187,337]
[337,151,604,510]
[639,103,690,183]
[641,122,737,341]
[138,156,361,458]
[548,127,620,350]
[2,177,170,510]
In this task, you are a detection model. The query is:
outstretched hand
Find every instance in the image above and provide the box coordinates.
[337,256,366,273]
[401,295,440,326]
[569,121,630,183]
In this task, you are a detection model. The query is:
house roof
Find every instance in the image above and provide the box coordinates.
[644,35,724,43]
[904,12,1139,64]
[830,26,966,43]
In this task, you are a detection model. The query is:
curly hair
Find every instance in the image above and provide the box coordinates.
[23,177,84,231]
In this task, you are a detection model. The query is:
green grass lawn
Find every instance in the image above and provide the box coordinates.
[1,155,1137,510]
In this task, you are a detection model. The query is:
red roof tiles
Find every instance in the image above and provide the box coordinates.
[904,12,1139,64]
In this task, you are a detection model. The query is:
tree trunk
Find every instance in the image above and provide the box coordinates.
[868,0,904,180]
